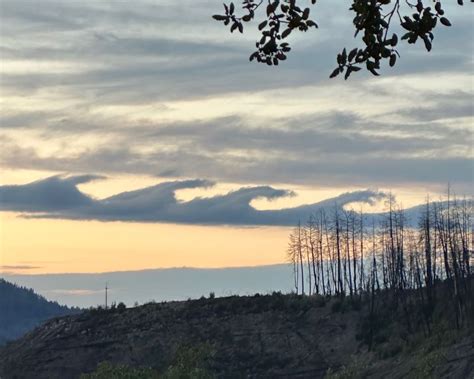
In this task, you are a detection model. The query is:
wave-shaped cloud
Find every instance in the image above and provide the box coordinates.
[0,175,388,226]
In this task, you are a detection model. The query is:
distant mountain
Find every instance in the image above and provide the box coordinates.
[2,264,294,308]
[0,279,80,345]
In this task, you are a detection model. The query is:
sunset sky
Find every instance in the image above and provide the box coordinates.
[1,1,473,275]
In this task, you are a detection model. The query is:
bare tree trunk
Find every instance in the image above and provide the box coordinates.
[335,207,343,296]
[298,222,305,295]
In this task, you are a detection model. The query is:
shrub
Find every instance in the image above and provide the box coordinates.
[331,299,344,313]
[117,302,126,312]
[410,350,444,379]
[80,362,158,379]
[163,344,215,379]
[325,359,369,379]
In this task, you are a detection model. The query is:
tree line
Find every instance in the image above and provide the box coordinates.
[287,190,472,332]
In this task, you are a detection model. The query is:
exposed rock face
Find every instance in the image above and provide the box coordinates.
[0,294,473,379]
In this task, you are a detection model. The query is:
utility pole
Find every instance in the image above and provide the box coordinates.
[105,282,108,309]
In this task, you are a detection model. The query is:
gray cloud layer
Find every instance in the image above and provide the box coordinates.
[2,107,472,189]
[0,175,388,226]
[1,1,472,192]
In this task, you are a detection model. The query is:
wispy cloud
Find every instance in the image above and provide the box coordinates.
[46,289,103,296]
[0,0,472,193]
[1,107,471,189]
[0,265,41,271]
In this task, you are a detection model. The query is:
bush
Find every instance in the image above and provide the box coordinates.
[117,302,126,313]
[331,299,345,313]
[410,350,444,379]
[312,294,327,307]
[163,344,215,379]
[325,358,369,379]
[80,362,158,379]
[379,341,403,359]
[81,345,216,379]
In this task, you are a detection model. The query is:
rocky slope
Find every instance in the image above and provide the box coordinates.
[0,294,472,378]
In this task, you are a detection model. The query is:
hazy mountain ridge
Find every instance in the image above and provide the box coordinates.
[2,264,295,308]
[0,279,79,345]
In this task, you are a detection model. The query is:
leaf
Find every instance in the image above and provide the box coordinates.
[329,67,340,78]
[440,17,451,27]
[368,67,379,76]
[249,52,259,61]
[416,2,423,13]
[348,48,358,62]
[344,65,360,80]
[341,48,347,65]
[302,8,310,20]
[344,67,352,80]
[258,21,268,30]
[389,54,397,67]
[281,28,292,39]
[266,3,275,16]
[212,15,227,21]
[423,35,432,51]
[391,33,398,47]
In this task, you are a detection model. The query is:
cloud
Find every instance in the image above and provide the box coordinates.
[0,174,104,212]
[0,0,471,102]
[46,289,103,296]
[0,0,472,195]
[0,265,41,271]
[1,108,472,190]
[0,175,387,226]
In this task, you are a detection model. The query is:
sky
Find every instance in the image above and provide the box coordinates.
[1,1,473,278]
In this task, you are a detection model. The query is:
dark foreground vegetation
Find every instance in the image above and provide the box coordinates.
[0,279,79,345]
[0,278,472,379]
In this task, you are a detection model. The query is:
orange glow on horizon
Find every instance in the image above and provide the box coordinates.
[0,212,289,275]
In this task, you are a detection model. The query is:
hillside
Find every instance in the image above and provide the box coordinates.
[0,279,79,345]
[1,292,473,379]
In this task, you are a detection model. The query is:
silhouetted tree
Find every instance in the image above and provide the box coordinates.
[286,189,472,333]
